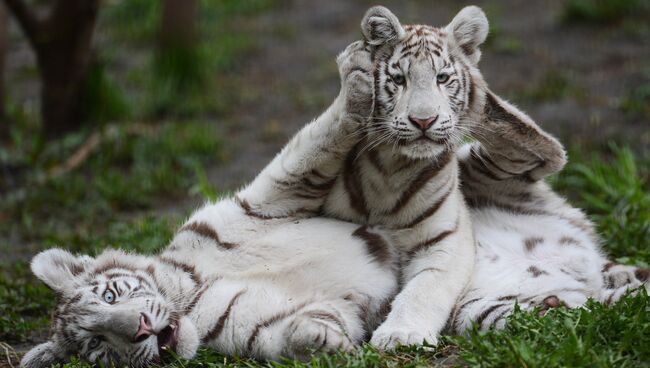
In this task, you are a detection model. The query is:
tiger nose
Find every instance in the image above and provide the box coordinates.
[133,313,153,343]
[408,115,438,130]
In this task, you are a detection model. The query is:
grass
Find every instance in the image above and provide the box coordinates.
[554,145,650,266]
[454,291,650,367]
[1,121,223,241]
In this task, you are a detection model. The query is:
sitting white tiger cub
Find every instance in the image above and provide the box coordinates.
[21,41,397,368]
[245,3,650,347]
[342,6,650,335]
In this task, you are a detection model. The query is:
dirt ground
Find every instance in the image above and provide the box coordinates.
[205,0,650,192]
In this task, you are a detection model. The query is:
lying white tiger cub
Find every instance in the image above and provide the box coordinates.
[21,40,397,368]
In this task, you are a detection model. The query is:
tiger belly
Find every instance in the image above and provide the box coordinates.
[473,208,605,304]
[450,207,608,333]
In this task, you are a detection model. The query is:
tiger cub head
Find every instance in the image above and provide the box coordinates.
[21,248,199,368]
[361,5,489,160]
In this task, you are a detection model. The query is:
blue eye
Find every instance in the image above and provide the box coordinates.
[436,73,450,84]
[88,336,101,349]
[103,290,115,304]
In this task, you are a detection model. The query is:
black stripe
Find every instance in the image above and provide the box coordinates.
[353,226,392,266]
[158,257,202,285]
[407,220,459,259]
[246,302,309,352]
[343,143,368,217]
[201,290,246,343]
[476,303,507,328]
[398,180,453,228]
[387,150,453,215]
[179,221,238,249]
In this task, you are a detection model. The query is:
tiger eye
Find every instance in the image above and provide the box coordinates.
[88,336,101,349]
[436,73,450,84]
[103,289,115,304]
[392,74,406,86]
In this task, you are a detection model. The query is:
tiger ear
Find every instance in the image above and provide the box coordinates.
[20,341,65,368]
[446,6,489,65]
[31,248,94,295]
[361,6,405,46]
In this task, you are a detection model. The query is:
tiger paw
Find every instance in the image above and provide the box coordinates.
[370,324,438,350]
[336,40,374,124]
[285,313,354,360]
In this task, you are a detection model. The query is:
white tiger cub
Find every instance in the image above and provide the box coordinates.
[21,43,398,368]
[450,78,650,332]
[348,6,650,333]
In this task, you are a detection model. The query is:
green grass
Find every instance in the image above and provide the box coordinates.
[0,263,54,342]
[455,291,650,367]
[1,121,222,240]
[554,145,650,266]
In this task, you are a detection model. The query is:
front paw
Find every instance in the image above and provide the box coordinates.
[336,41,373,122]
[370,323,438,350]
[174,316,199,359]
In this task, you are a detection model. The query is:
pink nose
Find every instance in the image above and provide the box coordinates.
[133,313,153,343]
[408,115,438,130]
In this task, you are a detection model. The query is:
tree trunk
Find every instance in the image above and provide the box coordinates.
[2,0,100,138]
[160,0,197,51]
[0,2,7,121]
[38,0,99,137]
[0,3,7,142]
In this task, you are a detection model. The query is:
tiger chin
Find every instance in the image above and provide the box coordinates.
[20,249,201,368]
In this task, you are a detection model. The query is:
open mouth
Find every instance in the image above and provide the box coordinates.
[157,322,179,357]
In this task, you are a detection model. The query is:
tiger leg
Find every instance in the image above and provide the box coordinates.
[282,298,366,360]
[237,41,373,217]
[599,263,650,305]
[195,279,367,360]
[450,295,516,333]
[462,89,566,184]
[452,289,591,334]
[244,296,366,360]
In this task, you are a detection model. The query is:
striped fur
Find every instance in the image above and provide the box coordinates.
[449,94,650,332]
[22,207,399,367]
[322,6,489,349]
[351,6,650,337]
[242,6,484,349]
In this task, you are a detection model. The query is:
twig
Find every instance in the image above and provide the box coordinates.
[46,123,158,180]
[47,131,101,179]
[0,341,18,368]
